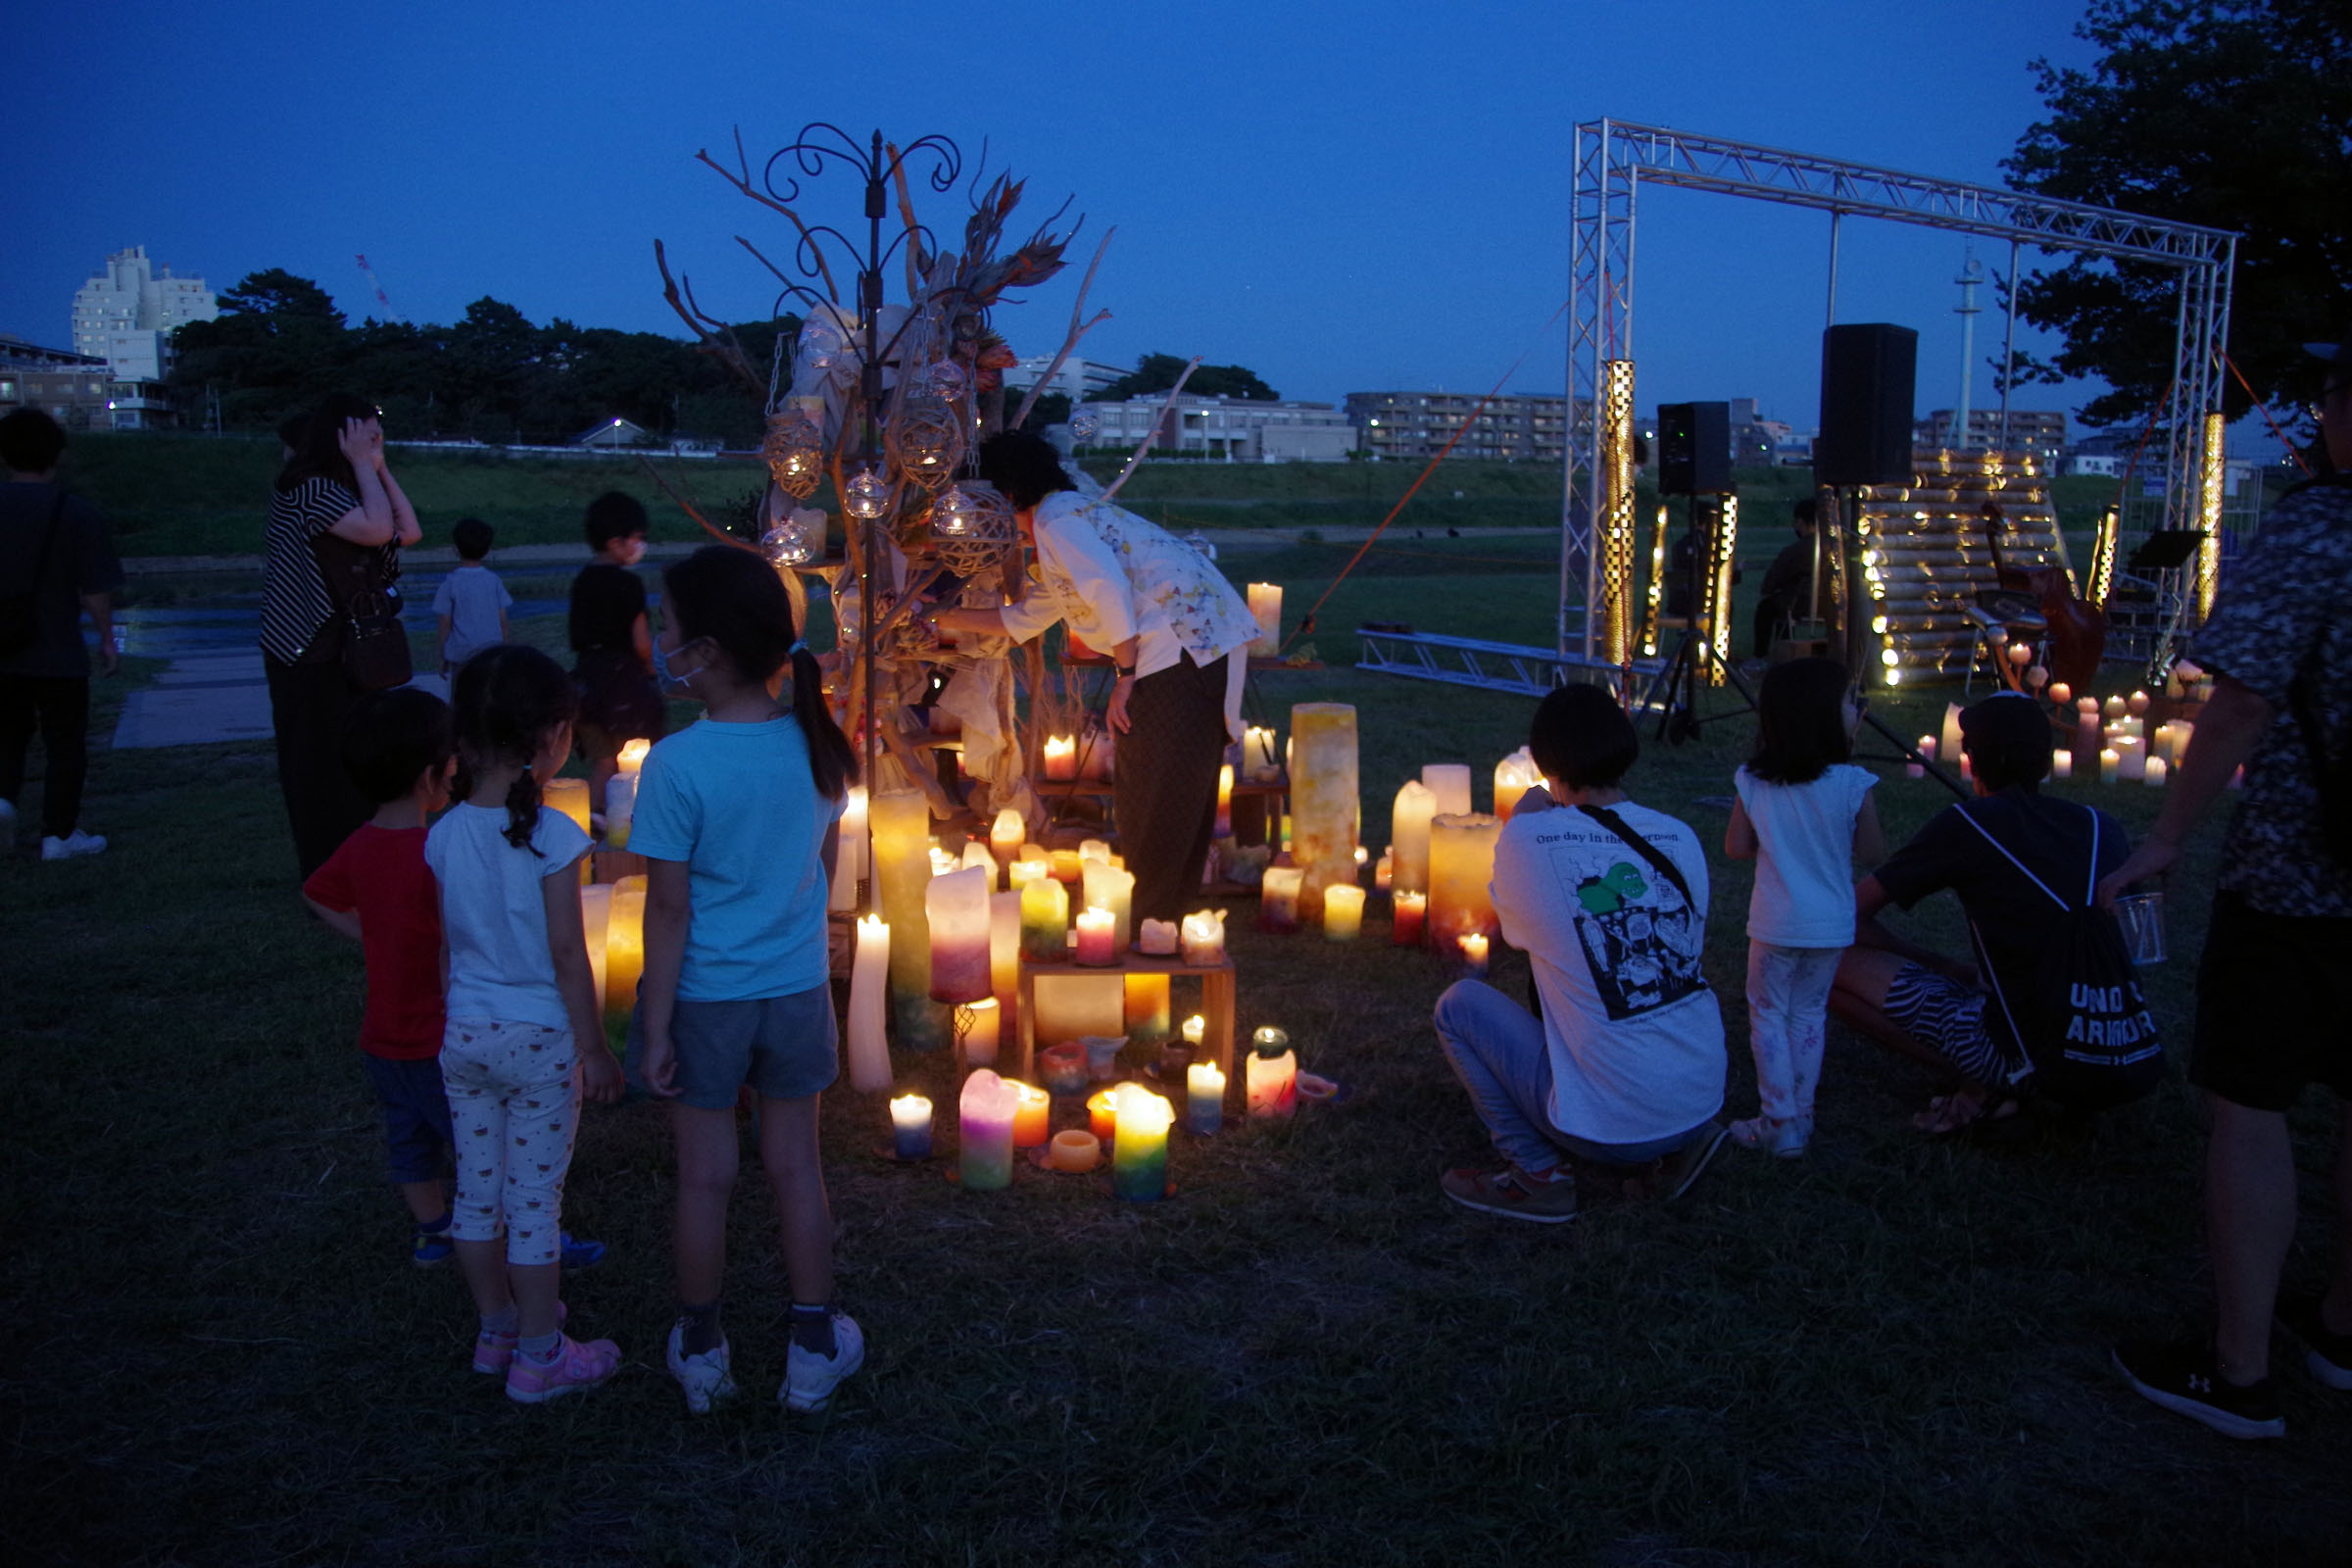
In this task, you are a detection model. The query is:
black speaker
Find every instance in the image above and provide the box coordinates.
[1816,323,1917,486]
[1657,401,1731,495]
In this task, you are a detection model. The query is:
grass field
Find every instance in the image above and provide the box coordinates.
[6,541,2350,1567]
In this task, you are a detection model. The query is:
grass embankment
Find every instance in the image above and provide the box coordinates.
[6,560,2350,1565]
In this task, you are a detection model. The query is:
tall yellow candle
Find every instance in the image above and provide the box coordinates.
[870,789,946,1049]
[1247,582,1283,657]
[1428,812,1502,951]
[1124,972,1172,1042]
[543,777,592,836]
[1392,780,1437,896]
[603,874,646,1022]
[989,890,1022,1000]
[1422,763,1472,818]
[1215,761,1235,838]
[1289,703,1359,920]
[1020,874,1070,962]
[1322,884,1365,941]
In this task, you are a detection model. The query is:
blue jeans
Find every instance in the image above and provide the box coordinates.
[1434,979,1705,1173]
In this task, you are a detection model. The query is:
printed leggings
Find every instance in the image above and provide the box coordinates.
[441,1018,581,1266]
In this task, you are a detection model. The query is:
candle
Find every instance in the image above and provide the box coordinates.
[871,789,945,1049]
[2103,696,2127,721]
[1247,1026,1298,1118]
[2127,690,2150,716]
[1034,975,1125,1044]
[1247,582,1283,657]
[1323,884,1365,941]
[1457,931,1491,977]
[544,776,591,837]
[2169,719,2194,764]
[2008,641,2033,667]
[1050,849,1084,886]
[1011,1081,1051,1148]
[1110,1084,1173,1200]
[2151,723,2174,765]
[1420,763,1472,819]
[2144,755,2169,786]
[1180,908,1226,966]
[1124,972,1172,1043]
[989,889,1022,1003]
[928,845,958,878]
[615,736,650,776]
[1083,860,1134,953]
[890,1094,933,1159]
[847,913,892,1093]
[1084,1032,1125,1081]
[2026,664,2049,691]
[830,783,868,910]
[1186,1062,1225,1135]
[957,1070,1018,1191]
[959,839,997,888]
[1493,749,1541,822]
[1939,703,1965,768]
[1244,724,1281,782]
[924,865,994,1004]
[2116,735,2146,783]
[1182,1013,1206,1048]
[1215,761,1234,838]
[2048,681,2072,708]
[2052,749,2074,780]
[962,997,1001,1066]
[1391,780,1438,896]
[1079,838,1111,863]
[989,807,1025,866]
[1074,906,1118,966]
[1008,857,1050,893]
[1137,917,1178,956]
[1287,702,1360,920]
[1260,866,1304,934]
[1429,812,1502,952]
[1392,890,1428,946]
[2100,747,2121,784]
[579,883,611,1012]
[604,771,637,849]
[1038,1042,1089,1095]
[1374,851,1394,892]
[604,874,646,1023]
[1020,875,1070,962]
[1088,1088,1119,1143]
[1043,734,1078,780]
[1048,1129,1101,1172]
[1909,734,1933,779]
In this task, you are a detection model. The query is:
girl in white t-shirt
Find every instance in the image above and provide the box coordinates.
[1724,658,1883,1156]
[425,645,623,1402]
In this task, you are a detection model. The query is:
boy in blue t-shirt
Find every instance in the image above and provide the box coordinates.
[433,516,513,674]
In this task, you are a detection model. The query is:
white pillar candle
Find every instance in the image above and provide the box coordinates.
[847,914,893,1093]
[603,772,637,849]
[1260,866,1304,934]
[988,806,1025,867]
[2144,755,2169,786]
[1421,763,1473,818]
[962,997,1001,1066]
[830,784,868,911]
[1180,908,1227,965]
[2052,749,2073,780]
[1391,780,1438,896]
[1939,704,1965,768]
[1247,583,1283,657]
[2099,747,2122,784]
[1082,860,1134,952]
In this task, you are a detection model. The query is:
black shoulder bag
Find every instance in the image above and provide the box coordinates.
[0,493,68,656]
[311,530,412,692]
[1577,804,1697,908]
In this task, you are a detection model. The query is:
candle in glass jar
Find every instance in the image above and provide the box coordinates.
[1260,866,1304,934]
[1110,1084,1173,1200]
[1457,931,1491,977]
[1247,582,1283,657]
[962,997,1001,1066]
[957,1070,1018,1191]
[1020,875,1069,962]
[889,1094,932,1159]
[1048,1129,1100,1172]
[1187,1062,1225,1135]
[1038,1042,1088,1096]
[1011,1081,1051,1148]
[1392,890,1428,945]
[1244,724,1281,782]
[1322,884,1365,941]
[1180,908,1226,965]
[1074,906,1118,965]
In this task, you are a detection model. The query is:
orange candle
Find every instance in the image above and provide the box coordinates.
[1087,1088,1119,1143]
[1011,1081,1051,1148]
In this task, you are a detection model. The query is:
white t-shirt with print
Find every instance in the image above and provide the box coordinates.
[1491,801,1726,1146]
[425,801,592,1031]
[1733,762,1876,948]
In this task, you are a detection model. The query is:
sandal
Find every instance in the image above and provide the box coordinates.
[1912,1091,2021,1137]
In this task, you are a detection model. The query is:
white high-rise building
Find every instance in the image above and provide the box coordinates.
[71,247,217,381]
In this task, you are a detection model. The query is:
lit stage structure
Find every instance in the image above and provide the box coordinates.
[1561,120,2240,680]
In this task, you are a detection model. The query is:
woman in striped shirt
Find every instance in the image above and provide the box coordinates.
[262,395,421,878]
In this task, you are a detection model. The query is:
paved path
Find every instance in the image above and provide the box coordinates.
[112,651,273,749]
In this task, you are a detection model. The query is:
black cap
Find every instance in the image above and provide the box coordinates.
[1959,691,2052,788]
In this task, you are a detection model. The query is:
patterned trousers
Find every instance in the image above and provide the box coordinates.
[441,1018,582,1265]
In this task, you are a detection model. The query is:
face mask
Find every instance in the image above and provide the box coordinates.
[651,636,699,696]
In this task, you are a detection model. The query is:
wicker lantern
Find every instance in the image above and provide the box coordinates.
[928,481,1017,575]
[886,394,965,492]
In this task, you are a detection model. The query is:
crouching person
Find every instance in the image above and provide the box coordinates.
[1433,683,1730,1223]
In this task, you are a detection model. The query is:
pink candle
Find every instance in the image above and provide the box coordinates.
[1073,906,1117,966]
[1043,735,1077,781]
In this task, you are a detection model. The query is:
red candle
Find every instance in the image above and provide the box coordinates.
[1392,891,1427,946]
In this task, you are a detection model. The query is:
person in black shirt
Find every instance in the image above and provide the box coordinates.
[1830,692,2141,1132]
[569,491,664,807]
[1752,498,1824,658]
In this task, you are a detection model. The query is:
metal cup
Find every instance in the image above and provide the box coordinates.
[2114,890,2167,965]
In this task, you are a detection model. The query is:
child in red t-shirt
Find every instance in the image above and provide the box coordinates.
[303,688,466,1265]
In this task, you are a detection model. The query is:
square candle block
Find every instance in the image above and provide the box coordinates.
[1016,949,1237,1097]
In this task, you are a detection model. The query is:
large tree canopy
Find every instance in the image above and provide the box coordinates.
[1088,352,1280,403]
[170,271,788,445]
[2003,0,2351,428]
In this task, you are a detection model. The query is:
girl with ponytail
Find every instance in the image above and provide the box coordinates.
[425,644,624,1403]
[626,546,863,1417]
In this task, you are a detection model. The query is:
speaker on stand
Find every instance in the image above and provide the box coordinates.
[1651,402,1750,742]
[1815,323,1917,677]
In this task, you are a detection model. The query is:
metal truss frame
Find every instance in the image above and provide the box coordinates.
[1355,627,1656,698]
[1564,119,2239,662]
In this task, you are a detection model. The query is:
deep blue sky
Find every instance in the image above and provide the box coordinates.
[4,0,2120,433]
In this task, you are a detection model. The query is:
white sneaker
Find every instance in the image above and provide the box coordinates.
[781,1311,864,1415]
[665,1320,737,1414]
[40,829,106,860]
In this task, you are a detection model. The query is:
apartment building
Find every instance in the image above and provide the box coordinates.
[71,246,217,382]
[1079,394,1357,462]
[1342,391,1570,462]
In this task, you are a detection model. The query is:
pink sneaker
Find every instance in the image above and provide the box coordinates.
[471,1302,567,1375]
[504,1333,620,1403]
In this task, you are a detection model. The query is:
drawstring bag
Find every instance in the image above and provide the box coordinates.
[1955,803,2162,1111]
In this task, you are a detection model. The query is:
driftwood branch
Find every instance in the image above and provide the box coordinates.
[1102,357,1201,501]
[654,240,763,397]
[637,455,756,552]
[1010,228,1115,432]
[889,144,927,306]
[696,137,840,304]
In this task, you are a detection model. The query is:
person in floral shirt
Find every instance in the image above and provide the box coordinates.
[929,430,1257,926]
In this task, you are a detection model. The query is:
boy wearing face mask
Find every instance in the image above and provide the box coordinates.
[568,491,666,809]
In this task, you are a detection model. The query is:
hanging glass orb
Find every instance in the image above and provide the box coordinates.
[760,508,821,567]
[928,481,1017,575]
[798,317,846,373]
[844,466,888,521]
[929,359,967,399]
[761,412,824,500]
[885,394,965,492]
[1068,407,1101,443]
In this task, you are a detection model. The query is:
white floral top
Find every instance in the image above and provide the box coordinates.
[997,491,1259,676]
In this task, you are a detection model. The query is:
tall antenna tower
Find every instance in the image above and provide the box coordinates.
[1950,249,1983,449]
[354,254,408,324]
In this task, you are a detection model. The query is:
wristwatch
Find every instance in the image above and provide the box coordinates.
[1114,663,1136,677]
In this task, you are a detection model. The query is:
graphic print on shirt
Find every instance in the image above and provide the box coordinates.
[1572,858,1707,1020]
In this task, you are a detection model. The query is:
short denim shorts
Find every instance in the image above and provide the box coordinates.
[641,984,840,1110]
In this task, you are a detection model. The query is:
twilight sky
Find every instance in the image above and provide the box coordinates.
[3,0,2119,433]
